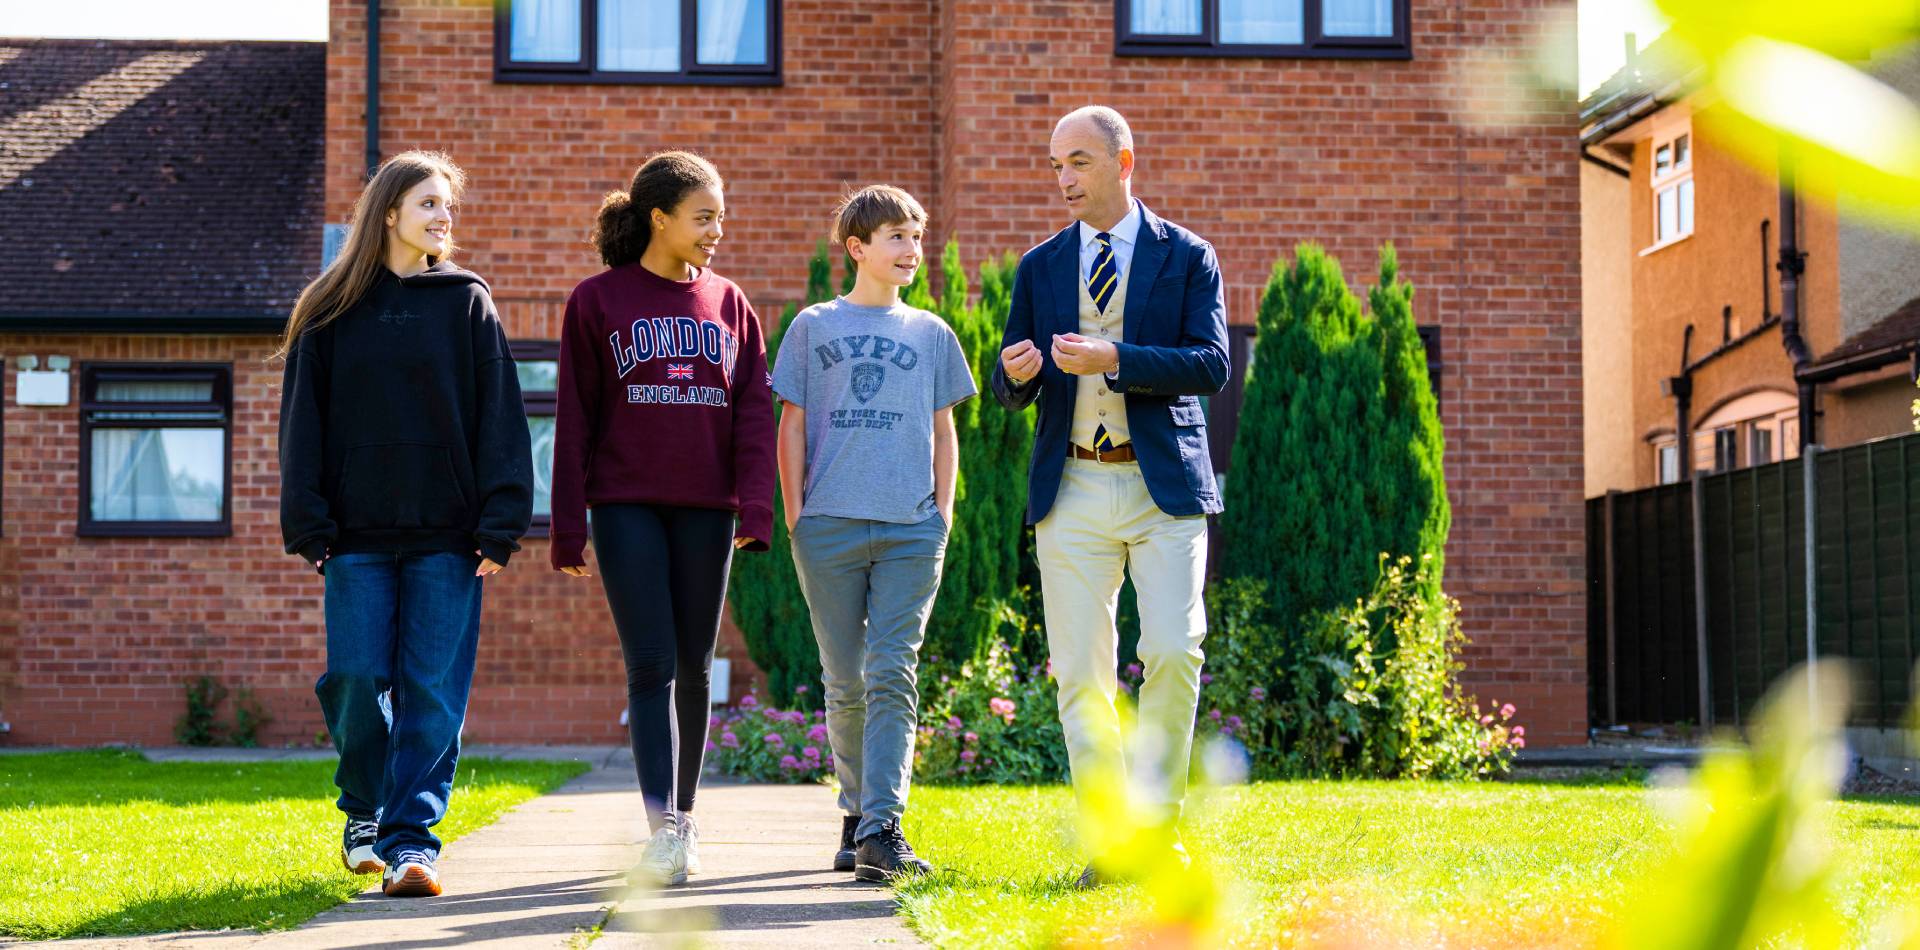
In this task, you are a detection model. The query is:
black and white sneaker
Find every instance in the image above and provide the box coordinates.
[853,821,932,883]
[834,815,859,872]
[382,849,442,897]
[341,815,383,875]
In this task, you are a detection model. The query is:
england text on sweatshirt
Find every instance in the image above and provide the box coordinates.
[550,263,776,568]
[278,262,535,570]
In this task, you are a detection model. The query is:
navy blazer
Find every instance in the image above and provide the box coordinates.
[991,201,1229,525]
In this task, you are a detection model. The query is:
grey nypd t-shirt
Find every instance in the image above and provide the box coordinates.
[772,297,977,524]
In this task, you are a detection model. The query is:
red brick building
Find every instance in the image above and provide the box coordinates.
[1,0,1587,747]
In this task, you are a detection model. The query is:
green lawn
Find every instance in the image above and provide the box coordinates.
[0,749,588,940]
[897,777,1920,948]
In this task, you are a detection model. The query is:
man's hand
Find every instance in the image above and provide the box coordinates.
[1051,333,1119,376]
[559,565,590,577]
[735,537,757,549]
[475,551,504,577]
[1001,339,1043,384]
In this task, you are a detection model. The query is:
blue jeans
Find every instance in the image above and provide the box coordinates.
[790,514,947,841]
[318,551,483,861]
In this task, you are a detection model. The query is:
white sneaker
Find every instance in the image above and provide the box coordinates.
[680,813,701,875]
[632,825,687,886]
[382,850,441,897]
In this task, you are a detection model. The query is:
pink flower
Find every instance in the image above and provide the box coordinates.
[947,716,964,731]
[720,731,739,748]
[803,746,820,759]
[1125,662,1143,679]
[780,754,799,769]
[1512,737,1526,749]
[795,684,810,696]
[705,741,716,752]
[740,693,759,708]
[763,732,784,747]
[1500,703,1516,720]
[960,749,977,762]
[1200,673,1213,686]
[1209,709,1222,721]
[808,724,830,743]
[964,731,979,744]
[1480,715,1494,725]
[1512,726,1525,737]
[988,697,1016,723]
[708,715,723,728]
[1250,686,1268,702]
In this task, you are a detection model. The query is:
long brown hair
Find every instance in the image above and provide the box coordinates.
[591,151,723,267]
[273,151,468,359]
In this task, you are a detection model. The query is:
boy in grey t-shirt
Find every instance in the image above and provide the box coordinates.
[772,185,975,882]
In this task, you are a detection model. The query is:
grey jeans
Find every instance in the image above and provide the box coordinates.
[790,512,948,841]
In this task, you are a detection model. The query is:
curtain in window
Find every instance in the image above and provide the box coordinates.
[90,428,223,522]
[600,0,680,71]
[1323,0,1392,36]
[510,0,582,62]
[1132,0,1202,35]
[1222,0,1303,44]
[697,0,767,65]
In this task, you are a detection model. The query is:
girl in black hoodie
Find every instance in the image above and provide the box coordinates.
[277,151,533,899]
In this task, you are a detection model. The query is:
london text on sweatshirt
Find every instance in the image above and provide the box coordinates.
[549,263,776,568]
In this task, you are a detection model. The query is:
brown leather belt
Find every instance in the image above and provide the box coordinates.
[1070,443,1136,463]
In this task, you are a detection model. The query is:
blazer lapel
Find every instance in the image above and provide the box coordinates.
[1049,228,1081,340]
[1122,203,1171,345]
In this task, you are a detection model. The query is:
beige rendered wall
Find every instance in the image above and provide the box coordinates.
[1583,159,1635,497]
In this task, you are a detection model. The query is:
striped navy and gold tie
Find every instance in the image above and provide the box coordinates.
[1088,231,1118,314]
[1089,232,1118,453]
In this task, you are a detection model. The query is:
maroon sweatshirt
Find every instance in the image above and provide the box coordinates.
[550,263,776,568]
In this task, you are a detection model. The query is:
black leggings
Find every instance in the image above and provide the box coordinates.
[591,503,736,831]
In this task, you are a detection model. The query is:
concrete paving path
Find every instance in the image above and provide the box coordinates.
[10,749,923,949]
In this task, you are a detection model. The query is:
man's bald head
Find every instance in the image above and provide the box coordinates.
[1054,106,1134,157]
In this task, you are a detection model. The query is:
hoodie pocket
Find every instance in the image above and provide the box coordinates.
[336,442,471,532]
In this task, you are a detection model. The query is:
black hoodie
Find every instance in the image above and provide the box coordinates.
[279,262,534,570]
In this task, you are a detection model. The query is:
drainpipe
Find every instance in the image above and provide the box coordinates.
[365,0,381,179]
[1777,163,1815,448]
[1665,325,1696,479]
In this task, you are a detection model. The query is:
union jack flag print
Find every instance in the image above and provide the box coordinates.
[666,363,695,380]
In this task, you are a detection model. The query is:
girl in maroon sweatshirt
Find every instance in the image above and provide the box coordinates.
[551,152,776,885]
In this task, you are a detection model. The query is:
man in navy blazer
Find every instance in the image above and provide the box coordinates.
[991,106,1228,886]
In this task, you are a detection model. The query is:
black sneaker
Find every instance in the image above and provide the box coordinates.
[834,815,859,872]
[341,814,383,875]
[853,821,932,883]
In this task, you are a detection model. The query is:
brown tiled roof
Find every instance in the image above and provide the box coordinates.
[0,39,323,328]
[1810,295,1920,368]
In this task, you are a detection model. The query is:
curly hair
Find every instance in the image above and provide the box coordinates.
[592,151,725,267]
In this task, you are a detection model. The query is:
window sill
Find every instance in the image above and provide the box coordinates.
[493,69,781,87]
[1114,42,1410,59]
[77,522,231,539]
[1639,232,1694,257]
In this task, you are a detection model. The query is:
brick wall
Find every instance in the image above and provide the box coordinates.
[0,334,763,746]
[935,0,1587,740]
[1,0,1588,747]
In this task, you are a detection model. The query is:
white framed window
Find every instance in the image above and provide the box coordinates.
[1656,442,1680,485]
[1652,131,1694,245]
[1748,423,1774,467]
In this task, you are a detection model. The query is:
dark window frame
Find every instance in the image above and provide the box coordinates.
[1115,0,1411,59]
[77,362,233,539]
[512,340,561,539]
[494,0,782,86]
